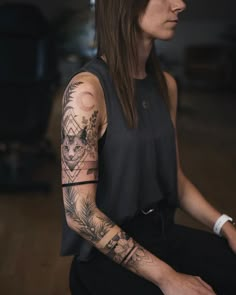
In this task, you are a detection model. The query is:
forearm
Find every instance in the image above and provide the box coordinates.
[67,203,173,287]
[178,173,236,240]
[178,172,222,230]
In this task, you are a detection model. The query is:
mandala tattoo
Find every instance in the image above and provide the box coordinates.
[61,81,99,183]
[104,231,153,271]
[64,186,115,242]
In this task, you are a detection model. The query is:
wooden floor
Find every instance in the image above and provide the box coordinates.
[0,88,235,295]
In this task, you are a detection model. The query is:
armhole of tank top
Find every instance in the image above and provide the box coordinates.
[67,63,110,152]
[151,73,174,130]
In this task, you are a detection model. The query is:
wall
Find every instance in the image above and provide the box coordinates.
[182,0,236,21]
[156,0,236,85]
[156,20,234,62]
[1,0,235,21]
[1,0,235,86]
[0,0,89,20]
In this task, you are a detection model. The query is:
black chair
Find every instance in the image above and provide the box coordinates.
[0,3,60,192]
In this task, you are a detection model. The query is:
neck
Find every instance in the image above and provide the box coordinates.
[134,36,153,80]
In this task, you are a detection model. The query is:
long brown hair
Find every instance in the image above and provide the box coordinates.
[95,0,170,128]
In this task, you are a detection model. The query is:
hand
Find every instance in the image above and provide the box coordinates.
[221,221,236,254]
[158,270,216,295]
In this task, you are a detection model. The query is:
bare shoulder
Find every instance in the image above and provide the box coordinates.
[63,71,107,125]
[70,71,103,94]
[163,71,177,87]
[163,71,178,103]
[69,72,104,109]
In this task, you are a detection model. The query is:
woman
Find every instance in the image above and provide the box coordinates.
[60,1,236,294]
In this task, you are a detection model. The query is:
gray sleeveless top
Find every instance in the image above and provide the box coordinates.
[60,57,179,261]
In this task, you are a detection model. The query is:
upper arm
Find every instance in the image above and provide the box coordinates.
[163,71,184,177]
[163,71,178,127]
[61,73,104,215]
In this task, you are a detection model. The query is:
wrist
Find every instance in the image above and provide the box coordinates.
[221,221,236,240]
[155,264,176,288]
[213,214,235,237]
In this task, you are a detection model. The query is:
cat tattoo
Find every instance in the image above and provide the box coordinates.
[61,82,99,184]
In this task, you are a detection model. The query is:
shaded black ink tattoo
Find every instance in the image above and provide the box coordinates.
[87,168,98,176]
[125,245,153,269]
[64,186,115,242]
[62,81,83,111]
[61,81,99,183]
[64,186,78,218]
[105,231,135,263]
[104,231,153,271]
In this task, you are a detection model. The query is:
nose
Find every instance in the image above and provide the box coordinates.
[171,0,187,14]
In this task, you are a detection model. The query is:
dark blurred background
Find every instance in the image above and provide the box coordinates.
[0,0,235,294]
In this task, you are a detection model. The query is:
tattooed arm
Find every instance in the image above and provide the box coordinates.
[61,73,175,289]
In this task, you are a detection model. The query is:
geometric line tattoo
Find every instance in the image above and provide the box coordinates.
[61,81,99,183]
[104,230,153,272]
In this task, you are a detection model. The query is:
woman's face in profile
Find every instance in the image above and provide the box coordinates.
[138,0,186,41]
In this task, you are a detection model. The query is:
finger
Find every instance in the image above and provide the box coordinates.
[195,276,215,293]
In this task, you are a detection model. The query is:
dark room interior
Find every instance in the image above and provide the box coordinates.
[0,0,235,294]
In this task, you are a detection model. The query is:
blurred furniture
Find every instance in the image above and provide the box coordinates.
[184,44,234,91]
[0,3,60,192]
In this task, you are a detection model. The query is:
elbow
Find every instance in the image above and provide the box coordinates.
[62,185,99,233]
[64,201,99,232]
[65,215,84,236]
[177,169,188,201]
[65,215,76,231]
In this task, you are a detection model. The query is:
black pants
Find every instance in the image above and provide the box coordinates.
[69,204,236,294]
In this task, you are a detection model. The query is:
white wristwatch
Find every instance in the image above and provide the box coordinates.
[213,214,235,237]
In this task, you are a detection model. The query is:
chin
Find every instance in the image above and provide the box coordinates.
[155,31,175,41]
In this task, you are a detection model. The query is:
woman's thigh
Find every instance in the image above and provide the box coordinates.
[166,224,236,295]
[69,210,236,295]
